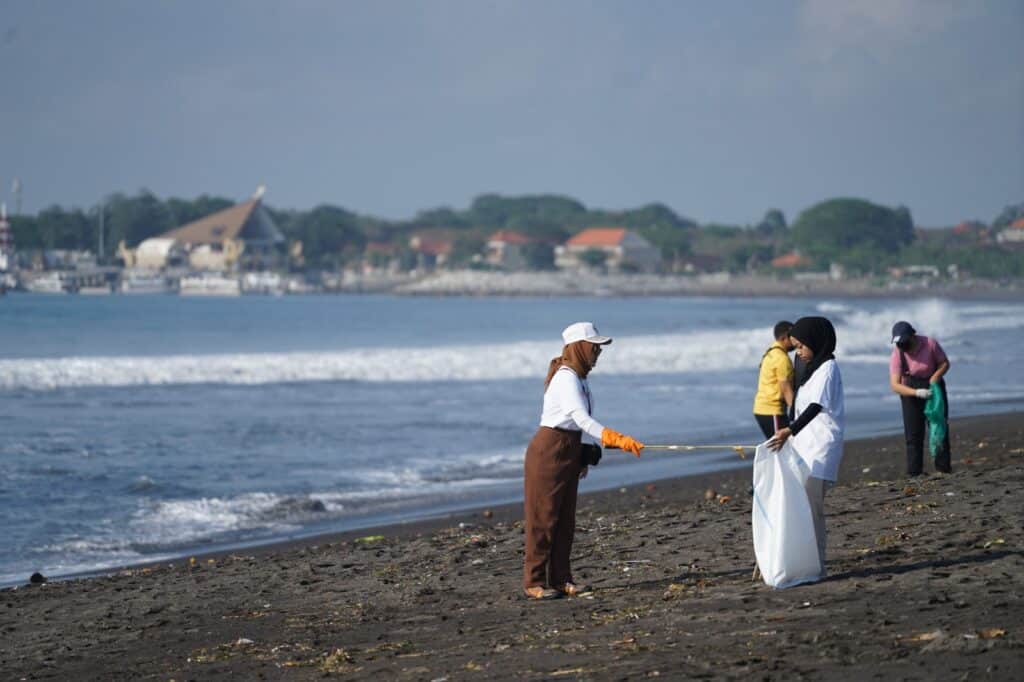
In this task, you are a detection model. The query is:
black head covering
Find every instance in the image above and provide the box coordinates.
[789,316,836,387]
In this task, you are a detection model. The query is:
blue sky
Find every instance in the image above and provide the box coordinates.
[2,0,1022,226]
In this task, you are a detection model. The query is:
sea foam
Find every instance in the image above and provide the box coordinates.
[1,299,1020,391]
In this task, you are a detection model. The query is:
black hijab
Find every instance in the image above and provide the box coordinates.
[789,316,836,387]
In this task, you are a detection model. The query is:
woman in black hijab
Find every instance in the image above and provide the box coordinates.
[791,317,836,388]
[768,316,845,574]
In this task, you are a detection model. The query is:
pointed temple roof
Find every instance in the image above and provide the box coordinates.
[163,199,284,246]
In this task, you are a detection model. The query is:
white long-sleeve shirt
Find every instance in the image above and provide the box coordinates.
[791,359,845,481]
[539,367,606,443]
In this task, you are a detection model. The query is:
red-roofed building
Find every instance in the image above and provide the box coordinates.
[485,230,535,270]
[952,220,991,243]
[566,227,629,248]
[770,252,810,269]
[366,241,399,255]
[555,227,661,273]
[489,230,533,245]
[996,217,1024,244]
[361,241,402,274]
[409,233,453,269]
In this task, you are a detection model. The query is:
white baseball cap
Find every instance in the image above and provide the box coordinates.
[562,321,613,346]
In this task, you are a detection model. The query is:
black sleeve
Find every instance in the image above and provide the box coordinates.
[580,443,602,466]
[789,403,822,435]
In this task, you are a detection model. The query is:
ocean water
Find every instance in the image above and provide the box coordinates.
[2,293,1023,585]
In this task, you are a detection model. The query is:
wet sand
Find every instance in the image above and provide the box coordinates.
[2,412,1022,680]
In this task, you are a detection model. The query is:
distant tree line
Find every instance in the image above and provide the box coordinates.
[788,198,1023,277]
[7,190,1023,277]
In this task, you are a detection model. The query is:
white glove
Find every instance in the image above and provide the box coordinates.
[914,388,932,399]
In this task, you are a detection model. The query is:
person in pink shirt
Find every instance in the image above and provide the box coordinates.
[888,321,952,475]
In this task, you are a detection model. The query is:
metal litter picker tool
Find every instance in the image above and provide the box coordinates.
[607,444,756,459]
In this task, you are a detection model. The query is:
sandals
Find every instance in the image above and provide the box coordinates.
[556,582,593,597]
[523,583,593,599]
[523,586,561,600]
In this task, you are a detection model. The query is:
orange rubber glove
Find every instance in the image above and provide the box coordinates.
[601,428,644,457]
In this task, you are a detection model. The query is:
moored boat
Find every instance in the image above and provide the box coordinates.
[179,273,241,296]
[24,272,68,294]
[120,270,172,295]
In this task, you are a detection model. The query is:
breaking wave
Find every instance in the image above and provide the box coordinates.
[2,299,1022,391]
[12,448,527,582]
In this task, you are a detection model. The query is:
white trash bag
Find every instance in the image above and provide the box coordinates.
[752,440,823,588]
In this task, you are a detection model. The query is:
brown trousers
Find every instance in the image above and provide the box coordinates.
[523,427,582,589]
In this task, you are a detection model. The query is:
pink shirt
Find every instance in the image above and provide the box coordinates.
[889,335,948,380]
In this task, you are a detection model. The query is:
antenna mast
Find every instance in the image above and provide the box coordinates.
[11,178,21,216]
[98,202,105,261]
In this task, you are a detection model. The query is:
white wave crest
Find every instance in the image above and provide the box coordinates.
[2,299,1022,391]
[816,302,852,314]
[88,475,515,552]
[12,448,526,585]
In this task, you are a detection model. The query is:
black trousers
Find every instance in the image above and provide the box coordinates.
[900,380,952,475]
[754,413,790,440]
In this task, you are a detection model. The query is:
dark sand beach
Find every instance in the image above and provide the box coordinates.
[3,412,1022,680]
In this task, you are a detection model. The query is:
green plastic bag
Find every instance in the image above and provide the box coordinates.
[923,386,948,460]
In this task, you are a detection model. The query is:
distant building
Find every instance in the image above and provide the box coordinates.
[996,217,1024,244]
[409,233,453,270]
[555,227,661,273]
[677,253,723,274]
[128,238,188,270]
[164,190,285,271]
[120,190,284,271]
[952,220,989,241]
[770,252,810,269]
[793,271,830,283]
[42,250,96,270]
[120,188,285,272]
[888,264,941,280]
[485,230,534,270]
[362,241,401,274]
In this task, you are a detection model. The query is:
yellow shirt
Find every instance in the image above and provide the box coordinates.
[753,341,794,415]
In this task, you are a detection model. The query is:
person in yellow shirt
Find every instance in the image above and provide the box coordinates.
[753,321,796,439]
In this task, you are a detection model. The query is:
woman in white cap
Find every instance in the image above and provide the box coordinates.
[522,321,644,600]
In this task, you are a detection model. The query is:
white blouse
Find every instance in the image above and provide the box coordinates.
[791,359,845,481]
[539,367,606,443]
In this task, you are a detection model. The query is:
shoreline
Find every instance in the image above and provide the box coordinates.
[11,410,1019,587]
[6,271,1023,300]
[154,409,1024,564]
[3,411,1021,679]
[390,270,1023,299]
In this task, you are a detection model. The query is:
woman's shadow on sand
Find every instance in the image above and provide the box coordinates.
[821,548,1018,583]
[627,549,1018,591]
